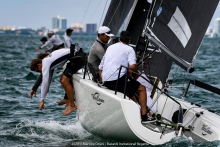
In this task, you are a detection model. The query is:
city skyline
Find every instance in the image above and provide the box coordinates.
[0,0,111,30]
[0,0,220,30]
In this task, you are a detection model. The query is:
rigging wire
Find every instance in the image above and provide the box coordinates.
[143,0,164,32]
[88,0,102,22]
[98,0,109,28]
[80,0,91,24]
[145,0,156,28]
[167,64,179,83]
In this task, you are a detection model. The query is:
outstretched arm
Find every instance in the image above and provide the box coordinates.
[39,39,53,50]
[30,73,42,98]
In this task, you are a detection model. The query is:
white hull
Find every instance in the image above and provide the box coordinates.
[73,71,220,145]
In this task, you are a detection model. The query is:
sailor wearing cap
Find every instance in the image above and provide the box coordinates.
[88,26,114,82]
[36,30,64,52]
[39,37,54,51]
[63,28,74,48]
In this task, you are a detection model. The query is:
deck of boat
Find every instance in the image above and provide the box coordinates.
[142,119,205,141]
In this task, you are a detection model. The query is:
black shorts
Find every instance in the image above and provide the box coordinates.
[104,74,140,98]
[63,60,85,78]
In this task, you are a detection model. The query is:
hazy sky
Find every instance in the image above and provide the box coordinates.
[0,0,219,30]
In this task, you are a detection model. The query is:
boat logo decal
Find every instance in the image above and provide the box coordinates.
[201,124,213,136]
[91,92,104,105]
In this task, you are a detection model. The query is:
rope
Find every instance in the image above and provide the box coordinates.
[167,64,179,84]
[98,67,120,86]
[80,0,91,24]
[98,0,109,28]
[89,0,102,22]
[143,0,164,32]
[145,0,156,27]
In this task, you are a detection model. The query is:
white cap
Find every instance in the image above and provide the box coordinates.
[47,30,54,34]
[97,26,114,37]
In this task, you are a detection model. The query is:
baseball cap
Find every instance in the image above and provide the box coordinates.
[47,30,54,34]
[66,28,73,34]
[97,26,114,37]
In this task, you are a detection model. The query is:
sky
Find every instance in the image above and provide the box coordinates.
[0,0,220,30]
[0,0,111,30]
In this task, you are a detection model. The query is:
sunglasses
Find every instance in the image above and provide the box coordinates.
[105,31,111,34]
[102,31,111,36]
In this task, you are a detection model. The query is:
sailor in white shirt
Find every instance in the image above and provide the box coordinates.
[99,31,155,123]
[63,28,74,48]
[30,48,85,115]
[36,31,64,52]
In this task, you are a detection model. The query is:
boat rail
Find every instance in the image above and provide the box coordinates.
[117,65,184,126]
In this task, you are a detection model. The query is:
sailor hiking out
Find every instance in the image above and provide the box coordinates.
[36,31,64,52]
[30,47,86,115]
[39,37,54,51]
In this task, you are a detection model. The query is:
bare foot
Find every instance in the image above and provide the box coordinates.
[57,99,68,105]
[62,106,77,115]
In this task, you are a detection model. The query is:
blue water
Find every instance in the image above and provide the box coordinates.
[0,35,220,147]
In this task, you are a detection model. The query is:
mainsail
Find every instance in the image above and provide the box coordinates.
[103,0,151,44]
[126,0,151,45]
[102,0,135,35]
[145,0,219,83]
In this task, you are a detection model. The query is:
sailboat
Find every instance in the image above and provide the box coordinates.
[72,0,220,145]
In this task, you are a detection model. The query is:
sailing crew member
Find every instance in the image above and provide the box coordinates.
[30,48,85,115]
[39,37,54,51]
[36,31,64,52]
[88,26,114,81]
[63,28,74,48]
[99,31,156,123]
[29,52,69,105]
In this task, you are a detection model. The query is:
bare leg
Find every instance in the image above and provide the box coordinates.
[57,98,68,105]
[131,96,138,103]
[60,74,77,115]
[137,84,147,115]
[57,93,68,105]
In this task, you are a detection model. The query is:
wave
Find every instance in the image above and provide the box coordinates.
[23,72,38,80]
[7,118,91,146]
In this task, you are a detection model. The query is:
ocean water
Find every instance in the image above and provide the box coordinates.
[0,35,220,147]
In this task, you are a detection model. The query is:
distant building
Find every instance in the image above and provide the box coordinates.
[0,26,16,31]
[52,15,67,31]
[15,28,36,35]
[70,23,84,34]
[214,18,220,36]
[36,27,47,36]
[86,23,97,34]
[206,27,213,35]
[60,19,67,30]
[205,27,213,38]
[52,18,59,29]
